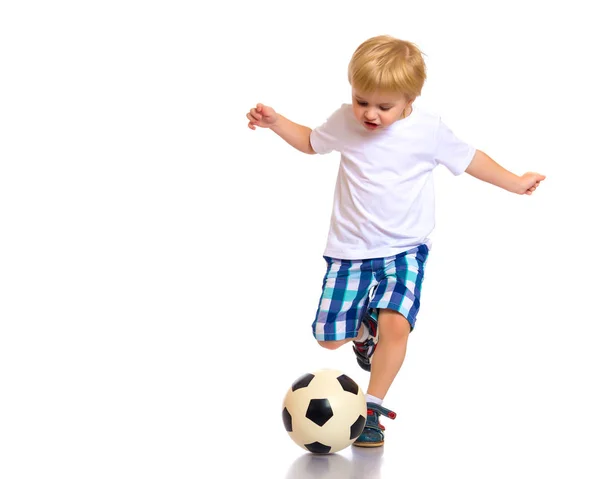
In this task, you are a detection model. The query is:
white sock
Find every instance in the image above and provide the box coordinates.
[365,394,383,406]
[354,325,369,343]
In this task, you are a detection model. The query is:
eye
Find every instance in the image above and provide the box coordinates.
[380,106,392,111]
[357,101,368,106]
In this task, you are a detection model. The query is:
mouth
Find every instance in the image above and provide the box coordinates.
[364,121,379,130]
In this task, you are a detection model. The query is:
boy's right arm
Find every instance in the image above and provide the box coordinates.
[270,115,316,155]
[247,103,316,155]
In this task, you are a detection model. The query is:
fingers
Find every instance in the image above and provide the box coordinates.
[246,103,273,130]
[248,109,262,121]
[526,181,540,194]
[248,108,263,124]
[521,172,546,195]
[246,111,260,130]
[529,172,546,182]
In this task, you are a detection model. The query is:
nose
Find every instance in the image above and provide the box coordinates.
[364,107,377,121]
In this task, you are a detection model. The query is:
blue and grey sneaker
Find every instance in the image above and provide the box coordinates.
[352,316,379,372]
[353,403,397,448]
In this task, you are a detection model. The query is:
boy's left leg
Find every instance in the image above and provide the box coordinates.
[353,309,410,447]
[367,309,411,399]
[354,246,428,447]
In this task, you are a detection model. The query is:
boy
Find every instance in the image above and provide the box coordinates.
[246,35,545,447]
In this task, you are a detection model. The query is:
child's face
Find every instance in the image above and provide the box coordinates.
[351,88,413,131]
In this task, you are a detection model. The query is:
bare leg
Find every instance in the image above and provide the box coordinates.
[367,309,411,399]
[317,323,365,350]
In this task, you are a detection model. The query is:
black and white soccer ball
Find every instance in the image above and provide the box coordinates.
[282,369,367,454]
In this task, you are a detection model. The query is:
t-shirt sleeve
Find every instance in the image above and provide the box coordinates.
[309,106,346,154]
[434,119,476,175]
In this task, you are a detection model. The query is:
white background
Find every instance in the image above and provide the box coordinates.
[1,1,599,478]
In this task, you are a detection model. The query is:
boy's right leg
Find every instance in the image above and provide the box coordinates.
[312,257,376,347]
[316,322,367,350]
[352,312,379,371]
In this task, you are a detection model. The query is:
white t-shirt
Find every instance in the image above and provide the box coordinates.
[310,103,476,260]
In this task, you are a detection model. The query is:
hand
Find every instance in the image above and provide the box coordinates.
[247,103,278,130]
[518,172,546,195]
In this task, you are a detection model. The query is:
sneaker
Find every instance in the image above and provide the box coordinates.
[353,403,397,448]
[352,315,379,372]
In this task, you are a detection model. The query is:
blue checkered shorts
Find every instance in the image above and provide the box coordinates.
[312,245,429,341]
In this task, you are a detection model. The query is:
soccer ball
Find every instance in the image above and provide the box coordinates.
[282,368,367,454]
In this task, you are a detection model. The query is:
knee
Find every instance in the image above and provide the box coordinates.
[379,310,411,341]
[317,339,346,350]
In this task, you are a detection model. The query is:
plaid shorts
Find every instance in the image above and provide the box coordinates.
[312,245,429,341]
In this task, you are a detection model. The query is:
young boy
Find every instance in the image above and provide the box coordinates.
[246,35,545,447]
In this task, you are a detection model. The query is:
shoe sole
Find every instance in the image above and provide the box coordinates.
[353,441,384,448]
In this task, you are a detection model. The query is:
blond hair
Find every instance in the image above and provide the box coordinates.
[348,35,427,99]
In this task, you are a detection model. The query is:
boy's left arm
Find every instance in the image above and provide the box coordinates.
[466,150,546,195]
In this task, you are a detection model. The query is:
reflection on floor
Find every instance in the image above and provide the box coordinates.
[286,445,384,479]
